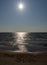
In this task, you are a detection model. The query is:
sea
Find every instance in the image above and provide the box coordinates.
[0,32,47,52]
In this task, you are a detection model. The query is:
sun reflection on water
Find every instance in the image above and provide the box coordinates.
[16,32,27,52]
[17,32,26,38]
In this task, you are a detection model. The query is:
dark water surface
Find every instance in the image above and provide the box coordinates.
[0,32,47,52]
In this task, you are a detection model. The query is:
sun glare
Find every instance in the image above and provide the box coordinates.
[17,32,26,38]
[17,32,25,37]
[18,3,24,10]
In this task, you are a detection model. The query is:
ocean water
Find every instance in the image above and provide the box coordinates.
[0,32,47,52]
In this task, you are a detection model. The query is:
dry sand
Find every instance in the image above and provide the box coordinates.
[0,50,47,65]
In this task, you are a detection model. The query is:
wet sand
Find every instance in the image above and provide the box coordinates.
[0,51,47,65]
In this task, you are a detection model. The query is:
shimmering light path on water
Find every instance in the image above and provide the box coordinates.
[16,32,28,52]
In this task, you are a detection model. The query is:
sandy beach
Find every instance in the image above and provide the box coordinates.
[0,51,47,65]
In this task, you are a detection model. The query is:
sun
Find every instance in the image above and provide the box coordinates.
[18,3,24,10]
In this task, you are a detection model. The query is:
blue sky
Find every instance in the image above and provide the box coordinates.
[0,0,47,32]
